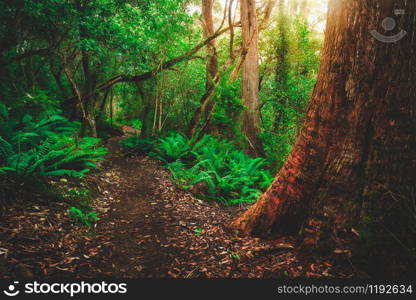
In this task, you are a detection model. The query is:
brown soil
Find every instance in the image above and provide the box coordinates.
[0,137,357,278]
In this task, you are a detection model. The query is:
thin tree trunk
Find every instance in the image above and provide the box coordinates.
[152,91,158,135]
[202,0,218,90]
[273,0,289,133]
[97,88,111,120]
[230,0,416,270]
[68,0,98,137]
[240,0,264,156]
[187,0,219,137]
[259,0,277,30]
[189,50,249,140]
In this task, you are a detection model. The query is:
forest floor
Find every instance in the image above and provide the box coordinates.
[0,136,358,278]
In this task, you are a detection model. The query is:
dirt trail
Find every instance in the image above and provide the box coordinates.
[73,137,353,278]
[80,137,245,277]
[0,136,355,278]
[85,137,174,276]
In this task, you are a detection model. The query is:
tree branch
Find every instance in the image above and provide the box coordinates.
[64,24,237,104]
[0,30,68,67]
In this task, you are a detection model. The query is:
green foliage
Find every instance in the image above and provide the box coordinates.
[166,159,211,190]
[63,187,92,208]
[0,104,106,180]
[151,132,192,163]
[121,136,154,155]
[0,136,105,179]
[259,16,323,171]
[96,119,123,140]
[189,135,273,205]
[149,133,273,205]
[69,206,99,227]
[229,252,241,260]
[211,79,245,135]
[129,119,143,130]
[192,228,204,236]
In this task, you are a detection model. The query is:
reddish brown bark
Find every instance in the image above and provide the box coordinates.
[230,0,416,256]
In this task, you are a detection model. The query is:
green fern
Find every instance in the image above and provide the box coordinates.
[69,206,100,227]
[151,133,273,205]
[0,137,13,159]
[151,132,192,163]
[0,108,107,180]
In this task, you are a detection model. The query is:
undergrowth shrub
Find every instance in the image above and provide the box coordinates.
[183,135,274,205]
[0,104,107,181]
[151,132,192,163]
[64,188,92,208]
[121,136,154,155]
[69,206,100,227]
[96,118,123,140]
[121,132,274,205]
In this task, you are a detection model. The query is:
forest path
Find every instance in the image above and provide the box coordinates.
[84,136,177,277]
[0,136,353,278]
[67,136,353,278]
[79,136,297,278]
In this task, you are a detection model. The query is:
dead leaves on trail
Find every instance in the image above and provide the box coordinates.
[0,138,354,278]
[0,199,91,277]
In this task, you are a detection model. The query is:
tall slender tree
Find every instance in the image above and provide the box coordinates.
[187,0,219,137]
[240,0,263,156]
[202,0,219,91]
[273,0,289,133]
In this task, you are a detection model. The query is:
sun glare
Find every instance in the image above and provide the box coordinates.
[189,0,328,32]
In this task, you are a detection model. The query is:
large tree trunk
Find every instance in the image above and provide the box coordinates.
[240,0,263,156]
[230,0,416,263]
